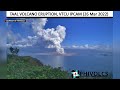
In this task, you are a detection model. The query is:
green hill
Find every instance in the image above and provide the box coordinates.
[7,54,69,79]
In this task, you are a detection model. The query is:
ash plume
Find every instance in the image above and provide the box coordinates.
[31,18,66,54]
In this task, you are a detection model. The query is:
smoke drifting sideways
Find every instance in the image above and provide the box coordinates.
[30,18,66,54]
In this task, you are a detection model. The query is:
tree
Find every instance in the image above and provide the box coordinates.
[9,47,19,55]
[15,48,19,55]
[9,47,14,54]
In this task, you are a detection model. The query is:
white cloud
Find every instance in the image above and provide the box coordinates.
[72,45,80,48]
[13,36,38,47]
[84,44,89,48]
[79,45,85,49]
[7,29,39,48]
[67,44,112,51]
[7,30,22,44]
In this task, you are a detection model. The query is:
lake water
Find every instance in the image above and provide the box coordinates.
[19,47,113,73]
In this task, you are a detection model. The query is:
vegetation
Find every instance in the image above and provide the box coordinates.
[7,54,69,79]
